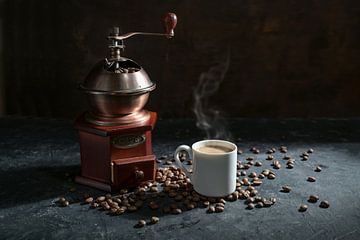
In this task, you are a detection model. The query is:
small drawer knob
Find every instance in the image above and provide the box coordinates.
[135,170,144,180]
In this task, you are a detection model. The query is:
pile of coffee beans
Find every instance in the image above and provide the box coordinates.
[58,146,330,227]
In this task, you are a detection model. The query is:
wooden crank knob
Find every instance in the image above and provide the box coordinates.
[163,12,177,38]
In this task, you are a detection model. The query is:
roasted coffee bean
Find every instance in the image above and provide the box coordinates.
[287,164,294,169]
[203,201,210,207]
[237,149,243,155]
[256,202,264,208]
[231,192,239,201]
[116,208,126,215]
[150,216,160,224]
[258,173,265,179]
[280,148,287,153]
[242,178,250,185]
[255,161,262,167]
[207,206,215,213]
[187,160,193,165]
[90,202,99,208]
[319,200,330,208]
[246,157,254,161]
[252,180,262,186]
[270,197,277,204]
[159,155,167,160]
[283,155,291,160]
[58,197,66,203]
[266,155,274,160]
[105,193,112,199]
[307,149,314,154]
[266,149,274,154]
[219,199,226,204]
[150,186,158,192]
[249,172,257,178]
[250,189,258,197]
[254,196,262,202]
[286,159,295,165]
[101,202,110,210]
[281,185,292,193]
[172,208,182,214]
[262,169,270,176]
[253,149,260,154]
[301,156,309,161]
[243,164,251,170]
[273,164,281,169]
[136,219,146,228]
[245,197,255,204]
[302,152,309,157]
[263,200,273,207]
[307,176,316,182]
[308,195,319,203]
[268,173,276,179]
[96,196,106,202]
[165,160,173,165]
[156,159,162,163]
[215,206,224,213]
[315,166,322,172]
[240,170,247,176]
[250,147,257,152]
[110,208,118,214]
[247,186,255,191]
[61,201,69,207]
[248,161,254,165]
[298,204,308,212]
[247,203,255,209]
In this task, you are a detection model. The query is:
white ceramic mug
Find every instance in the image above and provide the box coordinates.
[174,139,237,197]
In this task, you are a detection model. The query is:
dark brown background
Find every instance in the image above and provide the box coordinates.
[0,0,359,119]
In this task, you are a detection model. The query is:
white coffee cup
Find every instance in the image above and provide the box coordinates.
[174,139,237,197]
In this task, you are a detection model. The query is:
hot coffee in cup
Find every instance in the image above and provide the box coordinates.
[174,140,237,197]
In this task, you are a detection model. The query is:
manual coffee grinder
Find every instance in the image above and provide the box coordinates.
[75,13,177,192]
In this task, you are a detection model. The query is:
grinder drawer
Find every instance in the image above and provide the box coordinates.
[112,155,156,188]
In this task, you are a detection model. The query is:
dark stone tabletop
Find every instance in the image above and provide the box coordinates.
[0,117,360,240]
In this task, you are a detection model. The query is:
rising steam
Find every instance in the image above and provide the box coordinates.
[193,52,232,140]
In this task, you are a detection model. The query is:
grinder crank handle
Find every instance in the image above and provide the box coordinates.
[174,145,192,179]
[108,12,177,41]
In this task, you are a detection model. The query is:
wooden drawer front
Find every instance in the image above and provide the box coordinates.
[113,155,155,188]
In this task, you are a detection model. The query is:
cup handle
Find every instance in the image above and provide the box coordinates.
[174,145,192,179]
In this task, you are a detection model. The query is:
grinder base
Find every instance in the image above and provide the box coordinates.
[75,111,157,191]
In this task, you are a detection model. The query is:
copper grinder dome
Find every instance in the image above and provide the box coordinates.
[80,13,177,126]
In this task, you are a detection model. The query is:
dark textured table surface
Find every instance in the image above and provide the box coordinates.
[1,117,360,240]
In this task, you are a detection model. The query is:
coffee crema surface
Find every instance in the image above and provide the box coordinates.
[196,145,233,154]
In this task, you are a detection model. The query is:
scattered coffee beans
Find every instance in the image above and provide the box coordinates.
[315,166,322,172]
[308,195,319,203]
[150,216,160,224]
[136,219,146,228]
[249,172,257,178]
[299,204,308,212]
[281,185,292,193]
[307,176,316,182]
[207,206,215,213]
[319,200,330,208]
[247,203,255,209]
[307,149,314,154]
